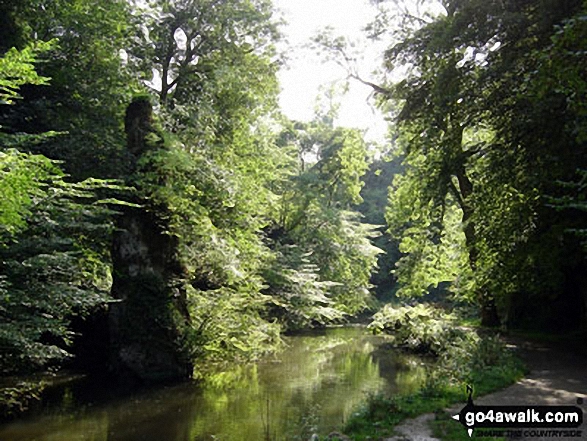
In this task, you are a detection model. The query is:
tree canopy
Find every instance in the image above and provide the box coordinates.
[0,0,381,376]
[364,0,587,329]
[1,0,586,379]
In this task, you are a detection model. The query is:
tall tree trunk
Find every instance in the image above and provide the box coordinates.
[454,165,500,327]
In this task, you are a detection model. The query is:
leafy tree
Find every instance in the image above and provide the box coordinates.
[0,166,116,373]
[133,0,278,106]
[0,0,136,179]
[110,0,289,363]
[264,116,381,328]
[0,43,52,105]
[491,0,587,329]
[340,0,587,329]
[0,46,118,374]
[357,157,403,300]
[372,0,503,325]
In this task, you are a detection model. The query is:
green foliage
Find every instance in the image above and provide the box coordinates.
[344,304,523,440]
[9,0,578,390]
[369,304,462,355]
[0,0,137,179]
[469,0,587,329]
[78,0,288,369]
[356,157,403,300]
[264,117,381,328]
[550,169,587,248]
[0,0,387,376]
[0,34,121,374]
[368,304,524,390]
[186,286,281,368]
[540,9,587,250]
[0,381,46,419]
[262,242,345,330]
[0,150,56,239]
[0,42,52,105]
[372,0,501,322]
[132,0,280,157]
[387,167,472,299]
[0,163,118,374]
[292,206,381,316]
[371,0,587,328]
[125,133,282,364]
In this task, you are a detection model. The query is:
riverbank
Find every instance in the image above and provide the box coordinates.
[335,333,587,441]
[331,305,527,440]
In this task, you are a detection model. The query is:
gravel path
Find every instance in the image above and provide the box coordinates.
[384,336,587,441]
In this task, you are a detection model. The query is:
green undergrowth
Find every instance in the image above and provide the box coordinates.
[340,304,525,440]
[0,380,46,420]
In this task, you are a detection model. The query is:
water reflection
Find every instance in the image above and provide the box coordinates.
[0,327,426,441]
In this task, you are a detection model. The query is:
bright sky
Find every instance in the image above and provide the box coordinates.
[273,0,390,143]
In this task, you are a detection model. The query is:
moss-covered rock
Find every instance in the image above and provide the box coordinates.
[109,99,192,383]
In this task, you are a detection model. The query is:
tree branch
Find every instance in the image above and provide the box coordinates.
[349,73,393,96]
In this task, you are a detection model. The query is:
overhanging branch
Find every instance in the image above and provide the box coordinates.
[349,73,392,97]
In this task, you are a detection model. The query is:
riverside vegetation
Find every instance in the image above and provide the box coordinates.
[1,0,586,438]
[342,304,524,440]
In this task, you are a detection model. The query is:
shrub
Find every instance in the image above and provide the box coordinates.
[369,303,465,355]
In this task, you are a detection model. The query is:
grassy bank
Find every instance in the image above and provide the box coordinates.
[338,304,525,440]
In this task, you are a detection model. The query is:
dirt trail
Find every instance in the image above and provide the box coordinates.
[384,337,587,441]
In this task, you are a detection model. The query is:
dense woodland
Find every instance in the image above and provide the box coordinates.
[0,0,586,382]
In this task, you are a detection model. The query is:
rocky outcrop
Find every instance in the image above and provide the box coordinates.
[109,96,192,383]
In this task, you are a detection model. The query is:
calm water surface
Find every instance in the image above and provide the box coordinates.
[0,327,427,441]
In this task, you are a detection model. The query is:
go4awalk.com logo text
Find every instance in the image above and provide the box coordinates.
[452,386,584,438]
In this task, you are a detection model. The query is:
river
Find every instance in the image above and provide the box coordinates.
[0,327,427,441]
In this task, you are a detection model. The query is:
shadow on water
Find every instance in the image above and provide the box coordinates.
[0,327,428,441]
